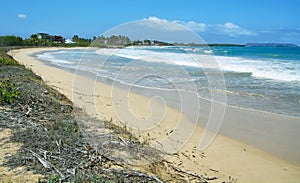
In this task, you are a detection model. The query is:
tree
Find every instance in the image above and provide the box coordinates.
[0,36,23,46]
[30,34,39,46]
[72,35,79,42]
[143,39,151,45]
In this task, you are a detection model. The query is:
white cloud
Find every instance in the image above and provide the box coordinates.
[224,22,240,29]
[146,16,164,21]
[141,16,187,31]
[175,21,207,32]
[142,17,206,32]
[114,16,255,43]
[17,13,27,19]
[216,22,255,37]
[106,17,204,43]
[142,17,254,37]
[186,21,206,32]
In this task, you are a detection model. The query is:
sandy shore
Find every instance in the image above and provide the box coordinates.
[9,48,300,182]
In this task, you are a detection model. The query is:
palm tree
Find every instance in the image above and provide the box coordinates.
[30,34,39,46]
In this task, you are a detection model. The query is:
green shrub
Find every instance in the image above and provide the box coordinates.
[0,78,20,104]
[0,57,19,66]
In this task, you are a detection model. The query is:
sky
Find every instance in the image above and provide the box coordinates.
[1,0,300,45]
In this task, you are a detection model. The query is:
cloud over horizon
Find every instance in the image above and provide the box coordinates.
[17,13,27,19]
[215,22,256,37]
[143,16,255,37]
[105,17,205,43]
[105,16,257,44]
[141,17,187,31]
[175,20,207,32]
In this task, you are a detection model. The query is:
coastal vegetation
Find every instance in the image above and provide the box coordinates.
[0,78,19,104]
[0,34,132,48]
[0,36,23,47]
[0,50,20,104]
[90,35,131,47]
[0,34,245,48]
[0,34,63,47]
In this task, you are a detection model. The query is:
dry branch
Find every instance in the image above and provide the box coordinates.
[29,150,65,180]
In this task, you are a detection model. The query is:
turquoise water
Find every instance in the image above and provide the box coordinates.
[36,46,300,117]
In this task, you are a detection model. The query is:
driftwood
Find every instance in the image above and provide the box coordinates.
[167,162,209,182]
[29,150,65,180]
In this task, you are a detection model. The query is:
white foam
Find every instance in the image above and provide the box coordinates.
[98,47,210,68]
[213,56,300,82]
[43,47,300,82]
[203,50,213,54]
[37,52,73,65]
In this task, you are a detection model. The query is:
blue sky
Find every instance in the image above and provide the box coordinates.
[1,0,300,44]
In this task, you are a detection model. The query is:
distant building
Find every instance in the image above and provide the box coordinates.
[65,39,74,44]
[37,33,52,40]
[53,35,64,44]
[37,33,65,44]
[115,40,122,45]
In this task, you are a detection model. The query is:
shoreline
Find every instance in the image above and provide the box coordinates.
[29,47,300,119]
[9,47,300,182]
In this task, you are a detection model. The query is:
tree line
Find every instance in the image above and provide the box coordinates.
[0,34,132,47]
[0,35,65,47]
[0,34,185,47]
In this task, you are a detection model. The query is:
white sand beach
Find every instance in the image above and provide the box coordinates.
[9,48,300,182]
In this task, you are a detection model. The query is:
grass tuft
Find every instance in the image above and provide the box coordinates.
[0,78,20,104]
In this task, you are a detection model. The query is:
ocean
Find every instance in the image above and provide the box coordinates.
[36,46,300,117]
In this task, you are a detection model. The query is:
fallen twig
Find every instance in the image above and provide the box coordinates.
[29,150,65,180]
[209,168,219,173]
[168,163,209,183]
[118,136,128,145]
